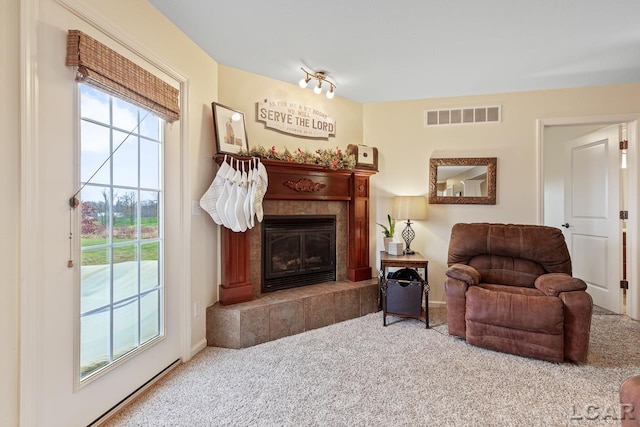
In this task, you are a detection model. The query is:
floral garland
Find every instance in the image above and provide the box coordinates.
[238,145,356,170]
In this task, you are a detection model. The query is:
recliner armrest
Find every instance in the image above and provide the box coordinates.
[446,263,481,286]
[534,273,587,297]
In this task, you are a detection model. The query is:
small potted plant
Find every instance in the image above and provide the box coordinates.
[377,214,395,252]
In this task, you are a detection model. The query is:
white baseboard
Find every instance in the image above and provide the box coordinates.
[92,359,181,426]
[191,338,208,358]
[429,300,446,307]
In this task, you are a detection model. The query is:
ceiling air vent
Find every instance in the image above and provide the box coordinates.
[424,105,501,127]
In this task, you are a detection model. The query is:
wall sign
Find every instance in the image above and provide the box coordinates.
[256,99,336,139]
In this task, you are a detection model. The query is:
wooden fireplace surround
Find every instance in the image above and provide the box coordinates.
[215,155,376,305]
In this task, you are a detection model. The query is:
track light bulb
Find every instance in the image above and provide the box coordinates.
[326,86,335,99]
[314,81,322,94]
[299,77,310,88]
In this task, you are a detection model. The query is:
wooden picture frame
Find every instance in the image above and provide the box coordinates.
[212,102,248,154]
[428,157,497,205]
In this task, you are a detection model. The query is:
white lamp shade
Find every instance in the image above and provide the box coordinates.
[393,196,428,220]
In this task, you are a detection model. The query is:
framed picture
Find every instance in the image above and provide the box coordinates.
[212,102,248,154]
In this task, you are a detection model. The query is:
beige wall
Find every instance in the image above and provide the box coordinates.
[218,65,363,154]
[364,83,640,303]
[1,0,20,424]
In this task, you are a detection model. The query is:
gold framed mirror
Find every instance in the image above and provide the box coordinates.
[428,157,497,205]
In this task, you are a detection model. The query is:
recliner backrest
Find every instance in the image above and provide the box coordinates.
[448,223,572,287]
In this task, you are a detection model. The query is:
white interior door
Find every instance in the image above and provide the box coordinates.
[563,125,621,313]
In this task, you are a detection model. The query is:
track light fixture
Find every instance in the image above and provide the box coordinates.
[298,67,336,99]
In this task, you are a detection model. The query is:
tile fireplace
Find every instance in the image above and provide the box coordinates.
[249,200,348,297]
[261,215,336,292]
[207,156,378,348]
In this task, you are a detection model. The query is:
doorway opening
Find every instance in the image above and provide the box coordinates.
[538,115,640,319]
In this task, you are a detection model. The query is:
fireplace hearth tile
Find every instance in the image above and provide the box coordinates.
[304,293,335,331]
[360,284,379,316]
[240,305,270,348]
[206,279,379,349]
[206,306,241,349]
[335,288,360,322]
[269,300,304,341]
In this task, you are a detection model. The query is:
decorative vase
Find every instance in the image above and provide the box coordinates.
[383,237,393,252]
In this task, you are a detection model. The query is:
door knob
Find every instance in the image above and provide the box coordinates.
[561,223,570,228]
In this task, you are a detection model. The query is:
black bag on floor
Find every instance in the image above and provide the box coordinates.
[385,268,423,316]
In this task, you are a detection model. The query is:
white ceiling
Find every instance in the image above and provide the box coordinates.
[148,0,640,103]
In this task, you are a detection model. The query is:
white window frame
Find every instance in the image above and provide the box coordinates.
[77,84,166,385]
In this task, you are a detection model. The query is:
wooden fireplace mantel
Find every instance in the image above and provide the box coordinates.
[214,155,376,305]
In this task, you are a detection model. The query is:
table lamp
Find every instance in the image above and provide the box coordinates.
[392,196,428,255]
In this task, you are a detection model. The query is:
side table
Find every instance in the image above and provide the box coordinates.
[379,251,430,328]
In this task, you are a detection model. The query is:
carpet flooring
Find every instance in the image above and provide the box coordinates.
[103,307,640,426]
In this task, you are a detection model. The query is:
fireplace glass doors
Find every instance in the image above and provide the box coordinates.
[262,216,336,292]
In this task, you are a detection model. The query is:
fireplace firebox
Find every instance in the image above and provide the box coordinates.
[262,215,336,292]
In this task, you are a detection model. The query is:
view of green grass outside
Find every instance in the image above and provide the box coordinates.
[82,240,159,265]
[82,217,158,265]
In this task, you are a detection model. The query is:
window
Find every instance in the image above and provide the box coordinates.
[79,84,164,380]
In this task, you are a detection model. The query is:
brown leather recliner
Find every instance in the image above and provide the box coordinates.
[620,375,640,426]
[445,223,592,363]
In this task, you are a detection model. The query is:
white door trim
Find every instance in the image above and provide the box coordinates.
[537,114,640,320]
[19,0,43,424]
[627,120,640,319]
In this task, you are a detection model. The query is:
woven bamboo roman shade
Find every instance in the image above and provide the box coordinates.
[66,30,180,122]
